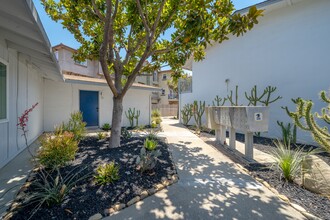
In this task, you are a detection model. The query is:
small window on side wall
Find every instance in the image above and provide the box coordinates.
[162,74,167,81]
[0,61,7,120]
[161,89,165,96]
[75,60,88,67]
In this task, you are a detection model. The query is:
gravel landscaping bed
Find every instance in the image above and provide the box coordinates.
[187,126,330,220]
[247,164,330,220]
[9,136,177,220]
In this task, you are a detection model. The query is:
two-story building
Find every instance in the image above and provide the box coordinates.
[46,44,160,131]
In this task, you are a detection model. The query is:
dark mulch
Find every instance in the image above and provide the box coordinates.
[247,164,330,220]
[11,136,176,220]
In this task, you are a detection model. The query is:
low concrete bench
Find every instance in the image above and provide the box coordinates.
[205,106,269,160]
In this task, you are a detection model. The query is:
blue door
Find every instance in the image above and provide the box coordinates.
[79,90,99,126]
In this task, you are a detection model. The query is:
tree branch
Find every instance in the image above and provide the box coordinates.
[136,0,151,36]
[151,0,166,39]
[100,0,118,97]
[91,0,105,21]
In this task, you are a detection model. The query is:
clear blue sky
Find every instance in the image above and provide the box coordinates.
[33,0,264,49]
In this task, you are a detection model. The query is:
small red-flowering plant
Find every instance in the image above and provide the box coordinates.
[17,102,38,158]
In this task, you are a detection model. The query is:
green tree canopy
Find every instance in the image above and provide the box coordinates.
[42,0,263,147]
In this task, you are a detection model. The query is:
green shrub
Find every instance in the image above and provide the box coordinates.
[151,109,161,118]
[145,129,159,140]
[64,111,86,141]
[102,123,111,131]
[270,140,304,182]
[97,132,107,140]
[94,162,120,185]
[144,138,158,151]
[38,131,78,169]
[121,127,132,139]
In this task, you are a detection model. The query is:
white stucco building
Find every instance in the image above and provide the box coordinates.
[0,0,159,169]
[181,0,330,143]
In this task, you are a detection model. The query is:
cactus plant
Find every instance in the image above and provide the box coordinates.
[193,100,205,131]
[125,108,140,127]
[283,90,330,152]
[212,95,227,106]
[181,104,193,125]
[245,85,282,106]
[136,146,162,173]
[134,110,141,127]
[227,85,240,106]
[277,121,297,146]
[260,86,282,106]
[245,85,267,106]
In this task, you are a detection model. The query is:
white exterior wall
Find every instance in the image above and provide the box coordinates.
[43,79,152,131]
[0,39,44,168]
[181,0,330,143]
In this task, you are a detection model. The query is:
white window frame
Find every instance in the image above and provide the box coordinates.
[0,57,9,123]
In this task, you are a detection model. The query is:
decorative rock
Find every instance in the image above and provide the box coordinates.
[127,196,140,206]
[104,208,115,216]
[155,183,165,191]
[301,155,330,196]
[255,177,263,182]
[140,190,149,200]
[291,203,307,213]
[147,187,156,195]
[113,203,126,211]
[172,174,179,183]
[162,180,170,186]
[278,194,290,203]
[262,181,271,189]
[301,211,322,220]
[88,213,102,220]
[270,187,279,195]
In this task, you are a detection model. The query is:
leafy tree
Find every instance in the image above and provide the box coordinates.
[42,0,263,147]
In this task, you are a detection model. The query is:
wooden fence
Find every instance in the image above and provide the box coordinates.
[152,104,178,117]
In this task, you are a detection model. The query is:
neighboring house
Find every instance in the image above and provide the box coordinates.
[150,70,179,116]
[181,0,330,143]
[157,70,179,105]
[0,0,159,169]
[49,44,159,131]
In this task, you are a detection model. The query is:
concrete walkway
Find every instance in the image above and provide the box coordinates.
[0,140,39,218]
[107,118,305,220]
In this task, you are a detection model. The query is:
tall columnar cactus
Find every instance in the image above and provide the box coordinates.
[260,86,282,106]
[277,121,297,145]
[245,85,282,106]
[227,85,240,106]
[193,100,205,131]
[212,95,227,106]
[181,104,193,125]
[283,90,330,152]
[134,110,140,126]
[125,108,139,127]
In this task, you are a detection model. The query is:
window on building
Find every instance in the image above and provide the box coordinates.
[161,89,165,96]
[153,71,158,82]
[75,60,88,67]
[54,51,59,60]
[162,74,167,81]
[0,62,7,120]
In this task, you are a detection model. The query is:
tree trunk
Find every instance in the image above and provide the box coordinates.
[109,96,123,147]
